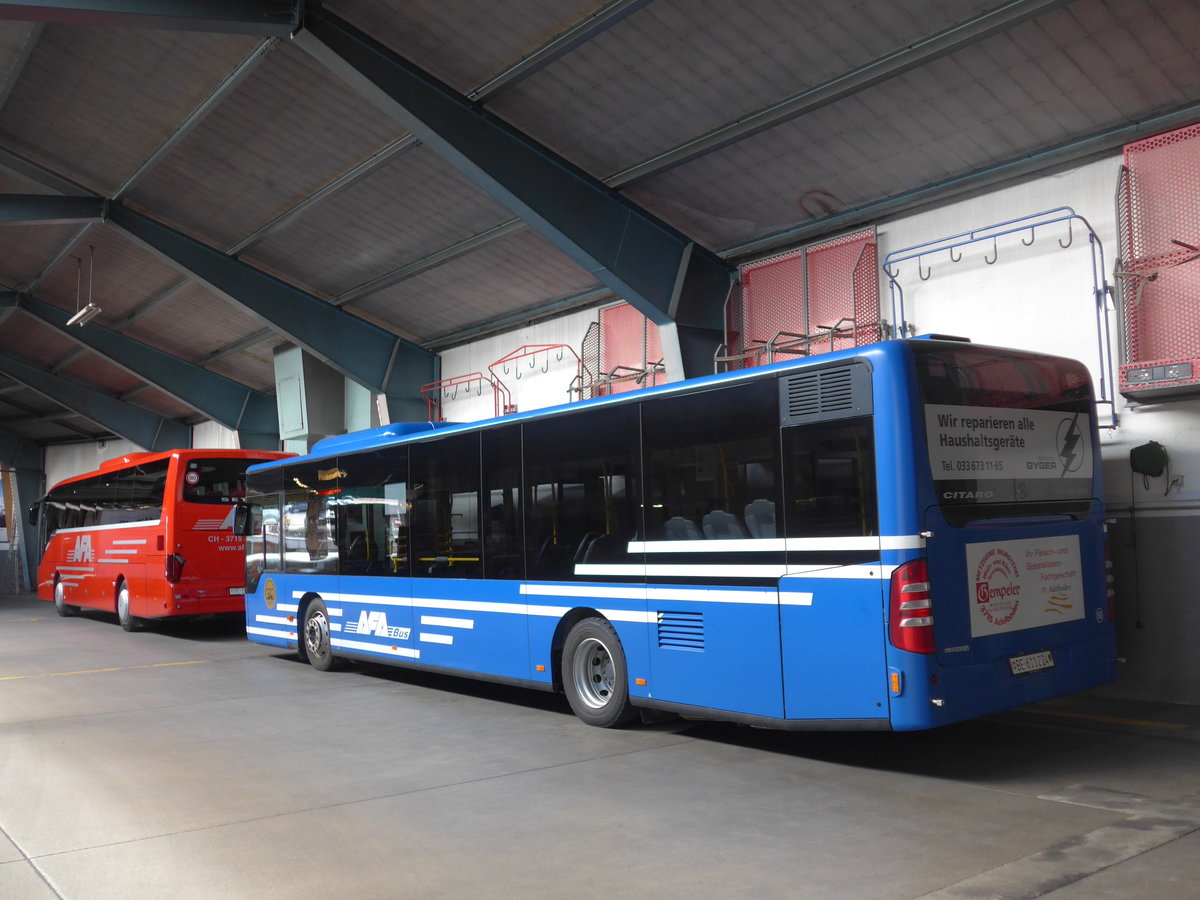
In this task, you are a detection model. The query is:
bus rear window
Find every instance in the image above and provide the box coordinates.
[182,458,250,505]
[911,342,1096,521]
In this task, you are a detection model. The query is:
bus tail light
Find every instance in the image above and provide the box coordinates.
[165,553,186,584]
[1104,541,1116,622]
[890,558,935,654]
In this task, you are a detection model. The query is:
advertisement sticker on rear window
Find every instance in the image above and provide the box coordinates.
[926,405,1091,481]
[965,535,1084,637]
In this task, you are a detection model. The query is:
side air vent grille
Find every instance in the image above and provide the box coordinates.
[657,611,704,651]
[780,362,872,425]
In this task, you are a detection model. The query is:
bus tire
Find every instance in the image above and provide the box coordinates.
[116,581,139,632]
[53,579,77,617]
[562,617,636,728]
[303,598,337,672]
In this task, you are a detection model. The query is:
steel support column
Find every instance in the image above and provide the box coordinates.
[297,4,734,380]
[0,1,300,36]
[105,201,436,421]
[0,427,43,593]
[0,354,189,450]
[11,292,281,448]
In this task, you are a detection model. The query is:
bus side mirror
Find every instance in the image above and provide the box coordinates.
[27,503,39,526]
[233,503,252,536]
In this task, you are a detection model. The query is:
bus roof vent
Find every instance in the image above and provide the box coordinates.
[780,362,872,425]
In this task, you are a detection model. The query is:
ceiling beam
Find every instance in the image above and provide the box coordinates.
[0,193,104,224]
[12,291,280,444]
[0,1,300,36]
[0,21,41,116]
[297,4,734,379]
[0,353,188,449]
[104,200,436,400]
[229,0,649,259]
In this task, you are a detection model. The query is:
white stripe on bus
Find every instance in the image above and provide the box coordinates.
[332,638,420,659]
[626,535,925,553]
[247,625,294,640]
[421,615,474,629]
[111,539,148,546]
[45,519,161,535]
[419,632,454,645]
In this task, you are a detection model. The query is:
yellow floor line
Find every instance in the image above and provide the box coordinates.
[1024,708,1189,730]
[0,660,207,681]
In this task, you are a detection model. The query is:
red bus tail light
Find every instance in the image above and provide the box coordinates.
[165,553,186,584]
[890,558,936,654]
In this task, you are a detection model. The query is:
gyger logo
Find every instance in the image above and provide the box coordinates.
[974,547,1021,627]
[1056,415,1084,475]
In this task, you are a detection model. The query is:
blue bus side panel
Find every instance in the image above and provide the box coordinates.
[406,580,530,680]
[779,574,889,721]
[645,590,784,718]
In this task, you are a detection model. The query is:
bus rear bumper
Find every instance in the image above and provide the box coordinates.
[887,629,1118,731]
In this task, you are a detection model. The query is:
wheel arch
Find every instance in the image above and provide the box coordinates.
[295,591,325,661]
[549,606,607,692]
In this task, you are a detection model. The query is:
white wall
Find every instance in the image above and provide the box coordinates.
[435,306,600,422]
[43,421,241,490]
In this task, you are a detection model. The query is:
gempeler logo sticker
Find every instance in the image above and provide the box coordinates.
[974,547,1022,627]
[965,535,1085,637]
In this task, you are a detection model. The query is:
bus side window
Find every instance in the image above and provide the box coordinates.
[410,434,482,578]
[642,379,780,542]
[482,424,523,580]
[523,404,640,581]
[783,418,878,538]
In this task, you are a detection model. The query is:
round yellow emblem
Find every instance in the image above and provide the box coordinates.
[264,578,276,610]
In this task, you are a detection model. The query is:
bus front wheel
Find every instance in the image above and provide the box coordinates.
[562,617,636,728]
[303,599,336,672]
[53,579,77,617]
[116,581,139,632]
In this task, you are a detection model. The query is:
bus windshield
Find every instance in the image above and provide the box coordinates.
[912,342,1095,523]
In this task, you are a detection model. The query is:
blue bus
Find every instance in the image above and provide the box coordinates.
[241,337,1116,730]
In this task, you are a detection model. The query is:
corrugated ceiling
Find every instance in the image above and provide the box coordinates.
[0,0,1197,446]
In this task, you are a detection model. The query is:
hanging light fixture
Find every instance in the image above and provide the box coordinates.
[67,245,101,326]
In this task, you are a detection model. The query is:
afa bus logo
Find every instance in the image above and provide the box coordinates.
[66,534,94,563]
[974,547,1021,627]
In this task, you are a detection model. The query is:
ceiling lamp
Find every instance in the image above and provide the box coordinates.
[68,245,102,326]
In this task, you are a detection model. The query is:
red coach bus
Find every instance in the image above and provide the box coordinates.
[31,449,290,630]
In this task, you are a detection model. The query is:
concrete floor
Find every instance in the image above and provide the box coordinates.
[2,593,1199,900]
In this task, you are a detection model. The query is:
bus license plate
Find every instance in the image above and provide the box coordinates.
[1009,650,1054,675]
[229,587,245,596]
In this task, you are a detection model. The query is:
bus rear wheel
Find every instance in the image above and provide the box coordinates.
[53,579,77,617]
[562,617,636,728]
[116,581,138,632]
[303,599,336,672]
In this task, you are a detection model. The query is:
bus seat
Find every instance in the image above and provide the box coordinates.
[664,517,702,541]
[744,499,776,538]
[702,509,749,540]
[583,533,628,562]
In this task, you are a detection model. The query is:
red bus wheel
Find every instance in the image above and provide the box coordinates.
[117,582,139,632]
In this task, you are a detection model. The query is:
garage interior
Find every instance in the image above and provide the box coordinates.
[2,1,1200,897]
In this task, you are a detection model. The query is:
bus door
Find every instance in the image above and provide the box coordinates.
[777,414,888,723]
[778,556,888,723]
